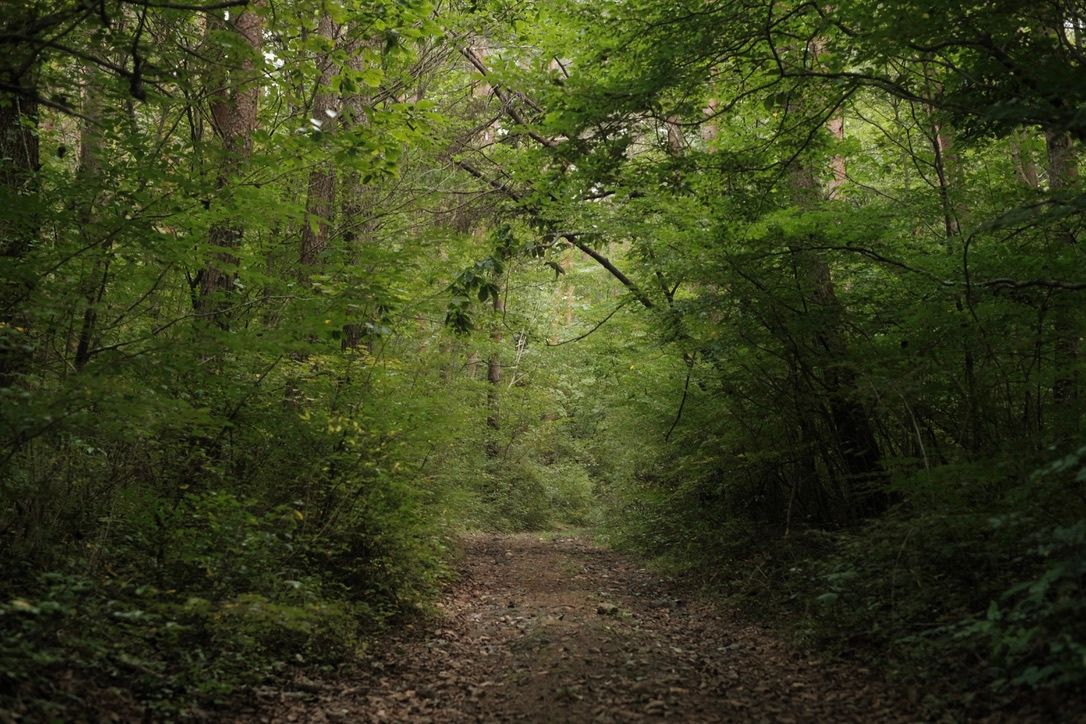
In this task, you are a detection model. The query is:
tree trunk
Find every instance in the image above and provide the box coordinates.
[924,100,988,453]
[786,103,885,522]
[702,98,719,143]
[1046,128,1080,437]
[826,115,846,199]
[485,285,504,458]
[0,93,38,258]
[666,115,684,154]
[196,6,263,329]
[1010,129,1040,189]
[300,13,339,268]
[73,65,108,372]
[339,39,375,350]
[0,28,40,386]
[791,238,885,515]
[930,118,961,242]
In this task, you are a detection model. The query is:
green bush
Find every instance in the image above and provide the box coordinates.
[966,520,1086,690]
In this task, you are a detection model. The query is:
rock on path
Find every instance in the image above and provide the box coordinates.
[240,533,916,723]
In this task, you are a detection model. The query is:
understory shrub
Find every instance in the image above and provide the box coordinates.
[601,438,1086,711]
[0,347,460,719]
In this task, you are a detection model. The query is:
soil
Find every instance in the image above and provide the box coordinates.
[234,532,937,723]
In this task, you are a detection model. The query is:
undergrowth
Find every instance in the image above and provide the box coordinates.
[599,445,1086,715]
[0,486,450,719]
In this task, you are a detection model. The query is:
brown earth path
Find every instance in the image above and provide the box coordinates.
[239,533,919,723]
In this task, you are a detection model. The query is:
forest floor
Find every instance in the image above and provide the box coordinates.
[234,532,938,723]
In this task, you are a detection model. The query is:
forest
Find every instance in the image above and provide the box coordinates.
[1,0,1084,720]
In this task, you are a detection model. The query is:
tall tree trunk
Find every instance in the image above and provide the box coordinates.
[666,115,684,154]
[770,38,886,521]
[787,104,885,521]
[789,235,884,516]
[826,115,846,199]
[0,23,40,386]
[73,65,108,372]
[0,93,38,258]
[1010,129,1040,189]
[300,13,339,268]
[702,98,719,143]
[469,38,504,456]
[339,39,375,350]
[930,118,961,242]
[925,96,986,452]
[1046,128,1080,437]
[485,283,504,458]
[196,6,263,329]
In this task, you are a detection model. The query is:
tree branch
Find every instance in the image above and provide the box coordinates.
[453,157,658,311]
[547,298,633,346]
[565,236,655,310]
[458,46,558,149]
[665,354,695,442]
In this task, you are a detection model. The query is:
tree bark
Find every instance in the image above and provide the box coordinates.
[485,283,504,458]
[701,98,719,143]
[73,65,109,372]
[786,94,885,521]
[338,39,377,350]
[1046,128,1080,436]
[0,22,40,386]
[0,93,38,258]
[1010,129,1040,189]
[826,115,846,199]
[300,13,339,268]
[930,118,961,243]
[196,6,263,329]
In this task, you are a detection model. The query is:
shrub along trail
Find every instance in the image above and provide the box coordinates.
[237,533,919,723]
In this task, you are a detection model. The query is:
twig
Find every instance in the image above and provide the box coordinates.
[665,354,695,442]
[547,298,632,346]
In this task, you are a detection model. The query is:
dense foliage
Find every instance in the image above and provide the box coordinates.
[481,0,1086,709]
[1,0,1083,717]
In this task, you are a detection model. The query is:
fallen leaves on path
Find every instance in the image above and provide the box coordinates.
[238,533,920,723]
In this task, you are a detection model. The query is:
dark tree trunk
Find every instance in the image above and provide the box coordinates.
[0,94,38,256]
[783,93,886,523]
[74,66,108,372]
[485,286,504,458]
[1046,128,1080,438]
[0,33,40,386]
[196,6,263,329]
[300,13,339,268]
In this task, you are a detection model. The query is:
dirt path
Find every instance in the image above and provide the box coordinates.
[241,533,915,723]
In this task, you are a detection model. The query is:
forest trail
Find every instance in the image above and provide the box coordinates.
[239,534,914,723]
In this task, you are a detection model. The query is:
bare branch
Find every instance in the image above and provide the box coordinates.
[547,298,633,346]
